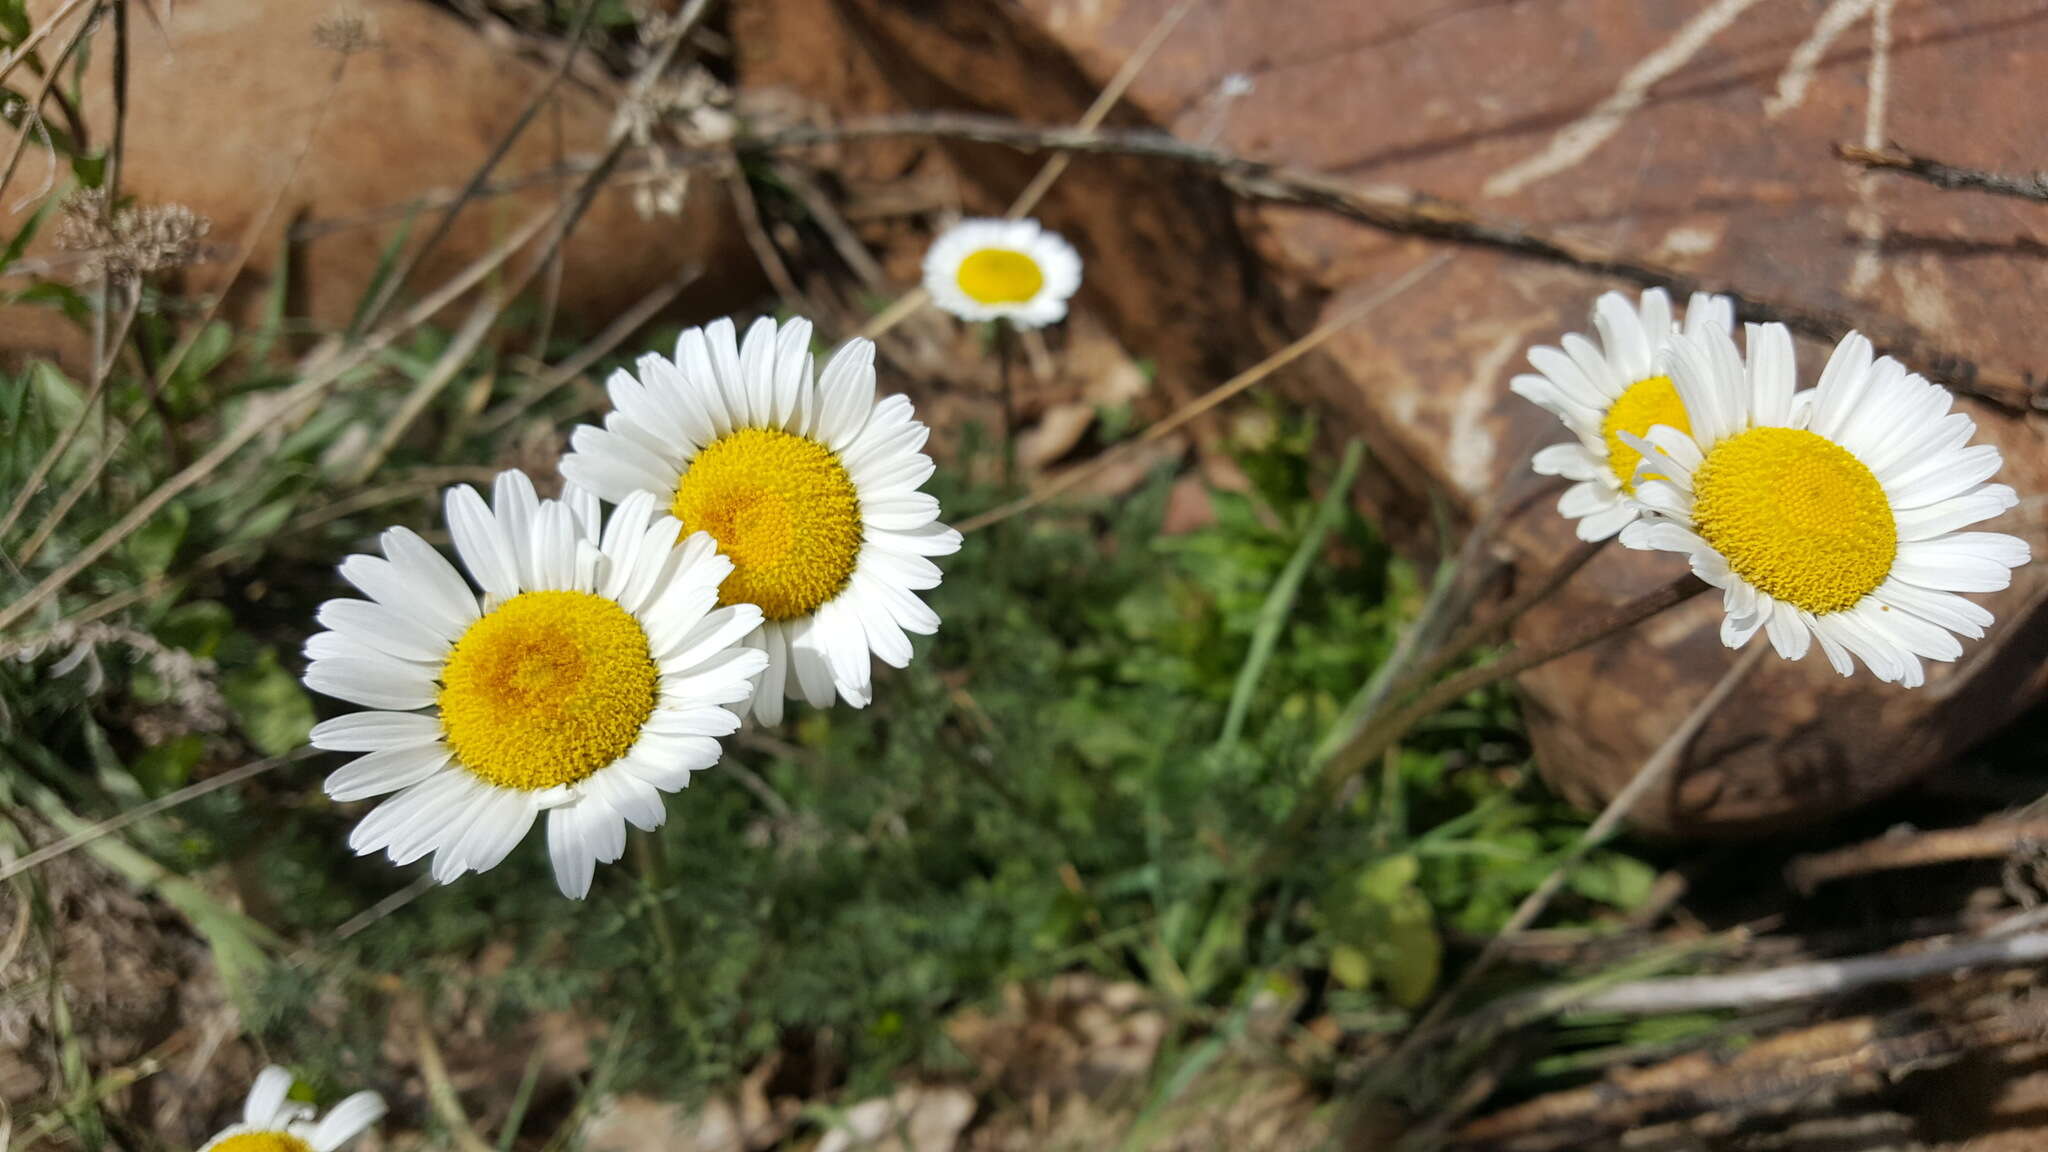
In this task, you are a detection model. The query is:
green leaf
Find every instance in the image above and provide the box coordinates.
[132,733,205,794]
[1330,944,1371,990]
[1568,852,1658,911]
[0,0,31,42]
[125,501,189,577]
[156,600,233,658]
[223,648,314,757]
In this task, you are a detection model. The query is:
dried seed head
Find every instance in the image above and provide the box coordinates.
[56,188,213,283]
[313,9,374,55]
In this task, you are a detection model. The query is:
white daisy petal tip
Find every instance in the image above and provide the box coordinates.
[304,470,770,895]
[922,217,1082,328]
[558,314,957,726]
[1613,327,2030,685]
[200,1068,384,1152]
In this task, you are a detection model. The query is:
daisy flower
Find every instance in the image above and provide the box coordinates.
[304,471,768,898]
[1512,288,1735,541]
[922,217,1081,328]
[198,1065,384,1152]
[559,316,960,726]
[1617,322,2030,687]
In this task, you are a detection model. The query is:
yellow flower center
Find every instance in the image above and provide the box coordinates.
[1691,427,1896,615]
[956,248,1045,305]
[1600,374,1690,492]
[209,1133,314,1152]
[671,427,863,621]
[438,591,657,790]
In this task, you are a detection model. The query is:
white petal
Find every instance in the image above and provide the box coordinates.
[770,316,812,430]
[1531,442,1605,481]
[784,616,839,708]
[379,528,480,634]
[656,603,765,671]
[847,578,914,668]
[1557,481,1616,520]
[863,493,942,532]
[1871,577,1993,639]
[1894,484,2019,541]
[586,765,667,831]
[1884,444,2004,511]
[676,324,738,439]
[444,787,537,879]
[813,338,877,449]
[305,658,439,711]
[310,1092,387,1152]
[1892,534,2029,593]
[547,805,597,899]
[1853,598,1962,662]
[1808,332,1875,441]
[748,623,788,725]
[312,711,443,753]
[317,599,450,663]
[866,522,964,558]
[445,485,522,605]
[1573,500,1638,542]
[1591,292,1653,383]
[1763,601,1811,661]
[244,1066,295,1128]
[325,745,452,802]
[1745,321,1795,428]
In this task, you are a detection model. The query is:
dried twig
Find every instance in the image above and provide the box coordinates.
[749,115,2039,409]
[352,0,603,335]
[478,262,702,432]
[1381,536,1610,708]
[1787,817,2048,894]
[858,0,1198,341]
[1266,572,1713,880]
[1564,928,2048,1016]
[0,0,99,90]
[0,750,313,883]
[1838,143,2048,205]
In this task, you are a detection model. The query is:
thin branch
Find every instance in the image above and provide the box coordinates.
[477,261,702,432]
[861,0,1198,340]
[1258,572,1711,881]
[0,2,93,213]
[1006,0,1201,220]
[954,251,1454,534]
[0,0,99,90]
[351,0,603,335]
[0,749,312,883]
[1382,536,1610,706]
[1838,143,2048,204]
[745,114,2039,410]
[1565,928,2048,1016]
[1787,816,2048,894]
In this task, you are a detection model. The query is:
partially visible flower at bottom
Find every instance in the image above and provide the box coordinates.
[1618,323,2030,686]
[303,471,769,898]
[198,1065,384,1152]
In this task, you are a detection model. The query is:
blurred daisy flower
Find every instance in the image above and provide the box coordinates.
[922,218,1081,328]
[560,317,960,725]
[304,471,767,898]
[198,1065,384,1152]
[1618,323,2030,686]
[1512,288,1733,541]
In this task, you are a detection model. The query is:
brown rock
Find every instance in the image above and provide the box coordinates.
[2,0,753,370]
[736,0,2048,834]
